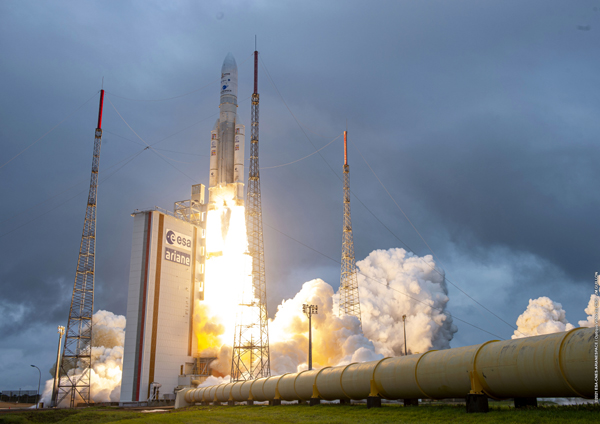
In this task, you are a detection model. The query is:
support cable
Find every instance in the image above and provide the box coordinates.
[106,96,199,183]
[260,133,342,169]
[260,55,520,335]
[264,223,505,340]
[0,91,99,171]
[97,90,504,340]
[347,138,523,335]
[0,149,146,228]
[0,149,145,240]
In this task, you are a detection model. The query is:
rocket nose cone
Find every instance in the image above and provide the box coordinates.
[220,52,238,101]
[221,52,237,73]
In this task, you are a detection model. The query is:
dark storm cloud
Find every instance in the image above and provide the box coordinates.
[1,0,598,389]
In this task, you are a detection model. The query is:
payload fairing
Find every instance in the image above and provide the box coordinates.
[209,53,245,208]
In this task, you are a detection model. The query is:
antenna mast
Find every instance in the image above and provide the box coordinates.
[339,130,362,323]
[231,46,271,382]
[56,89,104,407]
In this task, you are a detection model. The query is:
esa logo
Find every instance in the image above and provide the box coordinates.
[165,229,192,251]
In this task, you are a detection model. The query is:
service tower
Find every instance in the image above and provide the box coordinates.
[339,130,362,323]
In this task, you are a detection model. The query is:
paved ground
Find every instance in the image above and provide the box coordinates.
[0,402,35,410]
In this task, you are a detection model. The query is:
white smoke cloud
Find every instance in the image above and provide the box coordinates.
[202,344,232,378]
[512,297,574,339]
[269,278,383,375]
[198,375,228,388]
[356,248,457,356]
[92,309,126,349]
[578,294,599,328]
[203,248,457,376]
[39,310,125,406]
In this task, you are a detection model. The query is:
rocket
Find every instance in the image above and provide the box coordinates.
[209,53,245,208]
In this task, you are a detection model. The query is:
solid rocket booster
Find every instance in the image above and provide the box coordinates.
[209,53,245,207]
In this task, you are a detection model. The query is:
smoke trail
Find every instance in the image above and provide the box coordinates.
[512,297,574,339]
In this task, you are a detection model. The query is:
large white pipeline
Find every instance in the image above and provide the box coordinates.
[176,328,594,409]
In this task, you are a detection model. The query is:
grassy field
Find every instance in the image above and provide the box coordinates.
[0,403,598,424]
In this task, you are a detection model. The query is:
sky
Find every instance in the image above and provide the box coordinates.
[1,0,599,391]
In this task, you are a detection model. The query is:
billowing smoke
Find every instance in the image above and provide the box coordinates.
[269,278,382,375]
[512,297,574,339]
[187,248,454,378]
[92,310,126,348]
[578,294,599,328]
[356,248,457,356]
[265,248,457,374]
[40,310,126,406]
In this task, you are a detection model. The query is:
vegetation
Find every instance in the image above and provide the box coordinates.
[1,403,598,424]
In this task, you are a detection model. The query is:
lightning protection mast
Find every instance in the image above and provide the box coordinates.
[339,130,362,323]
[57,89,104,407]
[231,46,271,382]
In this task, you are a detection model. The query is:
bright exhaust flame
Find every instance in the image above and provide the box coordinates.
[194,190,257,372]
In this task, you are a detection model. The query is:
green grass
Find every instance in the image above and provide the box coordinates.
[1,403,598,424]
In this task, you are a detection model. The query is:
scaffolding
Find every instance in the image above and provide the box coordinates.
[174,184,206,227]
[56,90,104,408]
[231,49,271,382]
[339,130,362,323]
[192,357,217,376]
[173,183,207,301]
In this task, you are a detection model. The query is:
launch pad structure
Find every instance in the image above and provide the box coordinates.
[120,193,209,405]
[339,130,362,323]
[119,51,271,403]
[55,90,104,408]
[230,49,271,382]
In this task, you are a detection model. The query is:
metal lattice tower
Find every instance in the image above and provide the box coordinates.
[339,130,362,323]
[231,49,271,382]
[57,90,104,407]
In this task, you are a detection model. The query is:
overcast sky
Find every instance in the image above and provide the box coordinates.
[1,0,598,390]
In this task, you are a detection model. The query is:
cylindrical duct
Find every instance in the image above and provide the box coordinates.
[207,384,221,402]
[176,328,595,407]
[239,380,254,401]
[263,375,286,400]
[250,377,268,401]
[316,364,354,400]
[415,345,483,399]
[293,369,322,401]
[216,383,234,402]
[231,381,245,402]
[184,389,194,403]
[340,358,389,400]
[475,329,593,399]
[278,373,300,401]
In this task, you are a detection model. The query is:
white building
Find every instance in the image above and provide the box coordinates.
[120,185,207,404]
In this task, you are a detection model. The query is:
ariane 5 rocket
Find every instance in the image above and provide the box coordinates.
[209,53,245,208]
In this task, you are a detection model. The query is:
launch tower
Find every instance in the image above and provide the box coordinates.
[56,90,104,407]
[230,49,271,381]
[339,131,362,323]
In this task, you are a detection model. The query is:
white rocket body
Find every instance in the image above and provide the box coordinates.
[209,53,245,208]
